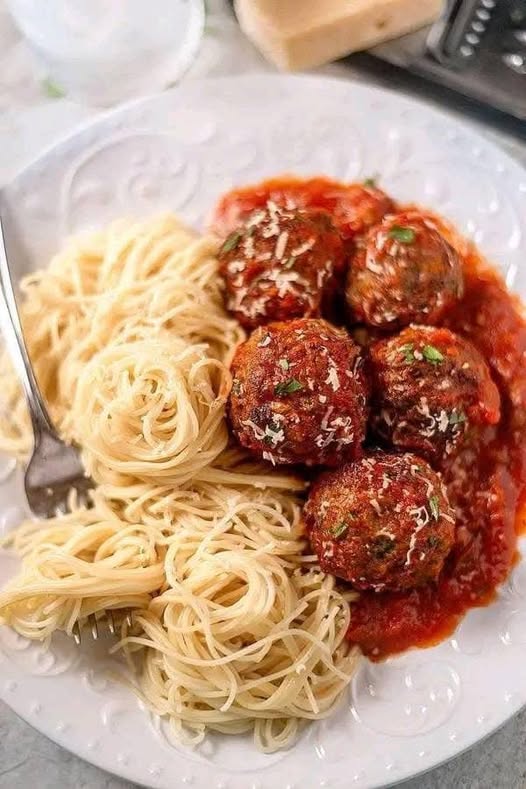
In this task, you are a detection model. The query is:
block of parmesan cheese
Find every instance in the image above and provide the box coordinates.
[234,0,443,71]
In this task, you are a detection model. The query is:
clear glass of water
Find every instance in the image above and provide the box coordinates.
[5,0,205,106]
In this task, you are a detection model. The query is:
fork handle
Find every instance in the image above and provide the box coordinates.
[0,214,56,437]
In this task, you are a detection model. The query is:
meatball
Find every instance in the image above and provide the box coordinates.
[331,182,395,241]
[346,210,463,329]
[369,325,501,459]
[212,178,394,241]
[304,452,456,591]
[218,202,345,330]
[228,318,369,467]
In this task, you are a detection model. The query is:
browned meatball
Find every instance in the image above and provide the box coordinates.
[228,318,369,467]
[331,182,396,241]
[212,177,395,242]
[346,210,464,329]
[304,452,455,591]
[218,202,345,330]
[369,325,501,460]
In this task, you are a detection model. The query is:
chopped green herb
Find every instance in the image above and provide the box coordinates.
[388,225,415,244]
[232,378,242,396]
[278,358,290,371]
[220,231,243,254]
[263,420,282,444]
[429,495,440,521]
[42,78,66,99]
[330,522,349,539]
[274,378,303,396]
[449,410,466,425]
[283,256,296,268]
[427,534,442,549]
[371,534,395,559]
[400,342,415,363]
[363,176,377,188]
[423,344,444,364]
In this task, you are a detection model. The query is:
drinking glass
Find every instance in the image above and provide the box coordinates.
[6,0,205,106]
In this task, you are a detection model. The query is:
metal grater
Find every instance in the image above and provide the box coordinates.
[228,0,526,122]
[369,0,526,122]
[427,0,498,65]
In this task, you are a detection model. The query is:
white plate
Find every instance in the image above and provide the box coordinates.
[1,75,526,789]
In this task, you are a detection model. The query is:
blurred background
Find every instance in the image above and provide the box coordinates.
[0,0,524,188]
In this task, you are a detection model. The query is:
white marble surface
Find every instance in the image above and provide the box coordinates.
[0,1,525,787]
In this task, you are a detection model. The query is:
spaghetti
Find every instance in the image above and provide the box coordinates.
[0,215,358,752]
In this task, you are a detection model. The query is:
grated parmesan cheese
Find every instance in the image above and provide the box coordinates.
[274,230,289,260]
[325,366,340,391]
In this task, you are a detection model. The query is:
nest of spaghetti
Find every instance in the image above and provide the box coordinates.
[0,215,359,752]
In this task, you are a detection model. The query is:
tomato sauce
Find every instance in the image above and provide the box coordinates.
[213,175,394,242]
[348,257,526,658]
[214,176,526,660]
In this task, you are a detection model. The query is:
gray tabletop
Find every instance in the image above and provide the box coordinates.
[1,12,526,789]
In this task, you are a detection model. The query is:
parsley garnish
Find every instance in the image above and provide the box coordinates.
[388,225,415,244]
[278,358,290,371]
[42,78,66,98]
[429,495,440,521]
[274,378,303,396]
[220,230,243,254]
[232,378,242,396]
[330,522,349,539]
[423,345,444,364]
[400,342,415,363]
[263,420,282,444]
[449,410,466,425]
[371,534,395,558]
[363,176,377,188]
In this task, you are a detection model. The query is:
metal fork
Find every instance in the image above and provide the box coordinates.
[0,213,108,643]
[0,215,94,517]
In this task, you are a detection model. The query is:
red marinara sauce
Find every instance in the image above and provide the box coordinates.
[347,226,526,659]
[214,176,526,660]
[212,175,394,242]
